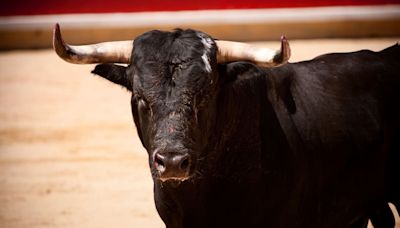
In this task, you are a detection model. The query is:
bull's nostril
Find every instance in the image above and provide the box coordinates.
[180,157,190,171]
[154,153,165,171]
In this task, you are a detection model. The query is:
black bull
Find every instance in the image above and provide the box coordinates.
[68,29,399,227]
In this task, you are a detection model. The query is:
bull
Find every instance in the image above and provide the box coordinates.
[53,24,399,227]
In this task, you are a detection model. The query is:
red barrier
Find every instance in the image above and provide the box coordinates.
[1,0,399,16]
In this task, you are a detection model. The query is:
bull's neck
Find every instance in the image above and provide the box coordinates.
[206,66,292,180]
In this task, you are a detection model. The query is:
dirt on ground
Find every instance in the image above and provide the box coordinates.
[0,38,399,228]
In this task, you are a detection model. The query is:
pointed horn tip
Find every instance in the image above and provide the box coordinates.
[52,23,71,62]
[280,35,289,48]
[280,35,291,60]
[54,23,60,31]
[53,23,61,50]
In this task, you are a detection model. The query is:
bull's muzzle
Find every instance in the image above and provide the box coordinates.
[153,151,191,182]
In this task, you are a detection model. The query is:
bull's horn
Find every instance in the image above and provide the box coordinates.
[53,23,133,64]
[216,36,290,67]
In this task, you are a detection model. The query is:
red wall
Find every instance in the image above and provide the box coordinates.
[1,0,399,16]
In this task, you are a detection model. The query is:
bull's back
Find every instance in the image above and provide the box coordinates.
[268,44,400,226]
[288,44,400,133]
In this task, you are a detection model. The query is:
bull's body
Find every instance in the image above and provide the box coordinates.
[54,26,400,228]
[150,45,400,227]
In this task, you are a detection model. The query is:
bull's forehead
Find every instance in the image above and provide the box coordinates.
[133,29,214,65]
[132,29,216,96]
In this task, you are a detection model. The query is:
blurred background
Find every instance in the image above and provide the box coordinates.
[0,1,399,228]
[1,0,400,48]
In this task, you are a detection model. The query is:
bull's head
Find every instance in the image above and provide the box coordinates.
[53,24,290,183]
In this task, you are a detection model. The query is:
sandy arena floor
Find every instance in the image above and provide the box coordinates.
[0,38,399,228]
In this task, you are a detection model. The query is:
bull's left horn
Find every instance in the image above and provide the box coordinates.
[53,23,133,64]
[216,36,290,67]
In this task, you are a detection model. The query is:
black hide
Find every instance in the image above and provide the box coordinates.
[92,29,400,228]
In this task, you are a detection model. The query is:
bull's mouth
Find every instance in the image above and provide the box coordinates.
[154,172,196,188]
[158,175,192,183]
[156,175,195,188]
[154,163,193,183]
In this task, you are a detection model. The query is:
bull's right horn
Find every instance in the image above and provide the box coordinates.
[53,23,133,64]
[216,36,291,67]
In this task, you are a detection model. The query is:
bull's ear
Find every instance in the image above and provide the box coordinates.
[92,63,132,91]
